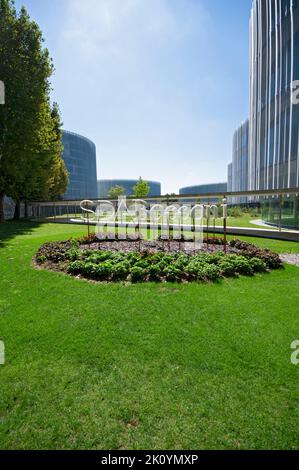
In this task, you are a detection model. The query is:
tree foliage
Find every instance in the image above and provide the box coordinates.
[132,177,150,198]
[107,185,126,199]
[0,0,68,221]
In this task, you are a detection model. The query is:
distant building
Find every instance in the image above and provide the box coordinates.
[98,179,161,198]
[228,120,249,204]
[227,163,233,193]
[62,130,98,200]
[179,183,227,203]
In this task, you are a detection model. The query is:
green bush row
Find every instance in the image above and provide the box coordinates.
[35,237,282,284]
[64,251,270,283]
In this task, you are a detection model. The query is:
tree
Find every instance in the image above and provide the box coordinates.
[165,193,178,204]
[0,0,67,221]
[44,102,68,202]
[132,177,150,198]
[108,185,126,199]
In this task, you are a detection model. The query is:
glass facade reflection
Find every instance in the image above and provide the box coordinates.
[262,194,299,229]
[179,183,227,203]
[228,120,249,203]
[62,131,98,200]
[249,0,299,191]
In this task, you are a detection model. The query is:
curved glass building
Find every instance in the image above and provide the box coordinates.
[62,130,98,200]
[179,183,227,203]
[249,0,299,191]
[98,179,161,198]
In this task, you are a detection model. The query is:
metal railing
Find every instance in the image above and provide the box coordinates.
[26,188,299,241]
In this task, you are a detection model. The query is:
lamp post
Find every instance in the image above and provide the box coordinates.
[223,197,227,254]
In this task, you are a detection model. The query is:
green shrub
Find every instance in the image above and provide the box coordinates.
[165,265,183,282]
[84,251,113,263]
[37,237,280,284]
[232,256,254,276]
[229,239,282,269]
[199,264,221,282]
[94,262,113,280]
[134,259,150,269]
[81,262,98,278]
[67,260,86,275]
[35,255,47,264]
[130,266,147,283]
[185,260,200,280]
[148,264,162,281]
[249,257,267,273]
[208,252,226,265]
[219,261,237,277]
[65,248,81,261]
[174,254,190,270]
[148,252,166,264]
[156,260,169,275]
[111,261,130,280]
[126,252,142,265]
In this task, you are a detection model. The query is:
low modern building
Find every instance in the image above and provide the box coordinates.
[98,179,161,198]
[179,183,228,203]
[62,130,98,200]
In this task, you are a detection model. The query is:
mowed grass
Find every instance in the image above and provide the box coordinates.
[0,221,299,450]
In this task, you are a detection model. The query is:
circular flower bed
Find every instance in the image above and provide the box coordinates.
[34,236,282,283]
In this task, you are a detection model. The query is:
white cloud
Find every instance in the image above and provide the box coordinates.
[54,0,220,194]
[63,0,207,59]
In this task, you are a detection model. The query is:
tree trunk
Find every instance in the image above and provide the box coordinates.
[0,193,5,223]
[13,200,21,220]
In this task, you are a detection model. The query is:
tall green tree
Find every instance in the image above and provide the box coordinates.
[0,0,67,221]
[108,185,126,199]
[132,177,150,198]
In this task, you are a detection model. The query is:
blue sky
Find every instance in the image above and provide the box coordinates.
[14,0,252,194]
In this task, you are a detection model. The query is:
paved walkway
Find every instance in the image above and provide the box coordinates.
[280,254,299,267]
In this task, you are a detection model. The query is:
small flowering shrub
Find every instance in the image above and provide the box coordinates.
[229,239,282,269]
[34,237,282,283]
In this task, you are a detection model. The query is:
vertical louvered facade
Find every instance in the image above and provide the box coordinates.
[249,0,299,191]
[232,120,250,200]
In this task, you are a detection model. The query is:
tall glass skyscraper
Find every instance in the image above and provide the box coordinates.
[232,120,249,193]
[229,120,249,203]
[249,0,299,191]
[62,130,98,200]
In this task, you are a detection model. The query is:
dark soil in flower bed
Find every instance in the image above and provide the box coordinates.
[33,235,283,284]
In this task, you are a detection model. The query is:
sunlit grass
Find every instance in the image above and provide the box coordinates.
[0,221,299,449]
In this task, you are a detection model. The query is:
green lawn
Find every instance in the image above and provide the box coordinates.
[42,213,278,230]
[0,221,299,450]
[215,215,268,229]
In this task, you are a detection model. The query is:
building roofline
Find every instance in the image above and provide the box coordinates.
[179,183,227,191]
[62,130,96,148]
[97,179,161,185]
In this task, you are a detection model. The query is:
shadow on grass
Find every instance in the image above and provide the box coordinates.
[0,219,43,248]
